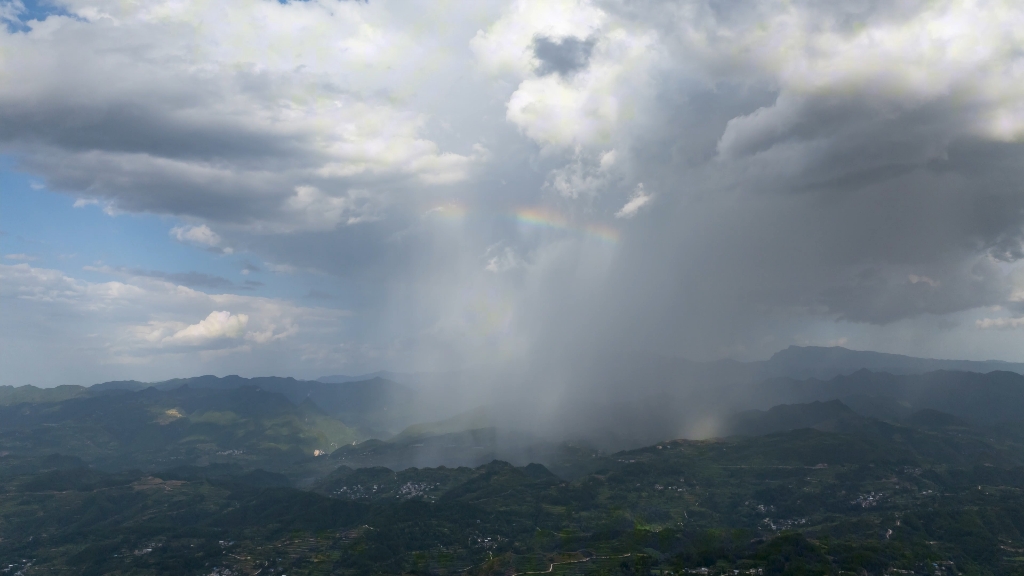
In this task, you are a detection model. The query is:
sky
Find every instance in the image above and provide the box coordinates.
[3,0,1024,387]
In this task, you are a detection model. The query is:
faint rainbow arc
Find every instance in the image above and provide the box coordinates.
[512,207,620,244]
[427,203,621,245]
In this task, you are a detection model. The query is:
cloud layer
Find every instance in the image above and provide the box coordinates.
[4,0,1024,385]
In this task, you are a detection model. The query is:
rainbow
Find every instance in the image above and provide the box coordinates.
[425,203,620,245]
[582,222,621,245]
[514,207,568,230]
[514,207,620,244]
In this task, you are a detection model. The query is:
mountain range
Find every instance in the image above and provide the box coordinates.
[7,346,1024,573]
[3,345,1024,467]
[752,345,1024,378]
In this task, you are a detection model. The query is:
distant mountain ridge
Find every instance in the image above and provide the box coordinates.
[723,400,865,436]
[740,368,1024,426]
[311,346,1024,397]
[317,371,412,384]
[70,345,1024,402]
[8,351,1024,473]
[753,345,1024,379]
[7,344,1024,454]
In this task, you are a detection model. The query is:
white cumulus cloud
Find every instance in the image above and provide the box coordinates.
[170,225,232,253]
[615,184,653,219]
[0,262,353,384]
[162,311,249,345]
[4,253,37,261]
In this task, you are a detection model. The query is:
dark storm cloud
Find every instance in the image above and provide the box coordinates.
[0,97,313,164]
[0,6,479,229]
[597,153,1019,359]
[15,144,290,222]
[582,63,1024,352]
[818,260,1006,324]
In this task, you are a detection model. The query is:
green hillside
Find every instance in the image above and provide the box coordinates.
[8,376,1024,574]
[5,402,1024,574]
[0,385,358,475]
